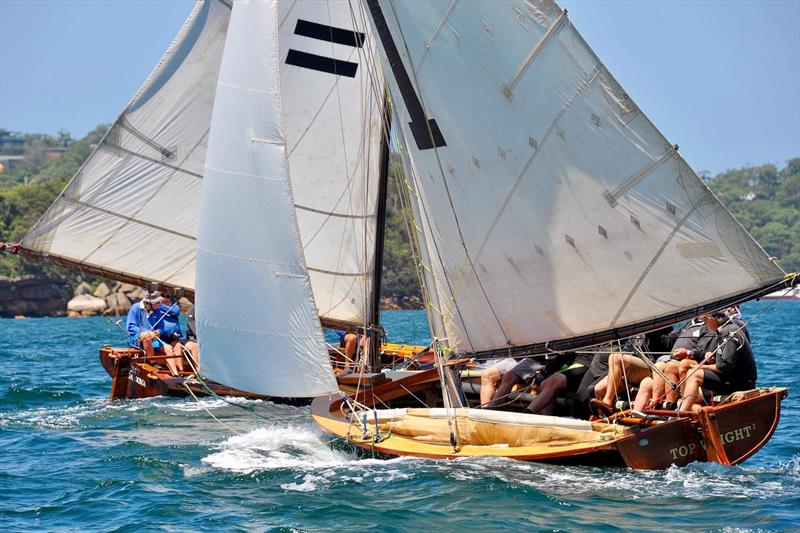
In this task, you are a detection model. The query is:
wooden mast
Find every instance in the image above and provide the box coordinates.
[367,90,392,371]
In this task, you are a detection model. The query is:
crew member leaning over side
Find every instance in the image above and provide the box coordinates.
[680,311,757,412]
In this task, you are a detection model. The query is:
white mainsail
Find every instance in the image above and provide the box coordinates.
[22,0,386,328]
[366,0,785,355]
[22,0,230,289]
[196,0,337,398]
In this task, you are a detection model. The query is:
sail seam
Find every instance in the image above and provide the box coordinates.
[203,164,285,182]
[56,197,196,241]
[197,246,300,269]
[502,8,568,100]
[217,80,276,96]
[198,321,319,338]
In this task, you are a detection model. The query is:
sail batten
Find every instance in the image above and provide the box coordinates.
[367,0,785,356]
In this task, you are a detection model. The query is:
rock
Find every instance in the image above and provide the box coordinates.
[93,282,110,298]
[92,282,111,298]
[67,294,107,315]
[73,281,92,296]
[118,283,137,294]
[127,287,145,301]
[0,275,70,318]
[105,291,131,316]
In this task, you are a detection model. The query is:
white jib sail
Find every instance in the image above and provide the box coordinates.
[195,0,338,397]
[22,0,231,290]
[368,0,785,355]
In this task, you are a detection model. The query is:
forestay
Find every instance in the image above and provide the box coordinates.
[196,0,337,398]
[22,0,385,328]
[22,0,231,289]
[367,0,785,355]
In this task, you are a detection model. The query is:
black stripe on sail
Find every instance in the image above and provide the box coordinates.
[365,0,446,150]
[285,49,358,78]
[294,19,364,48]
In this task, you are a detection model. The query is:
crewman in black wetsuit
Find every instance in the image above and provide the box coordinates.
[680,310,757,412]
[525,352,595,415]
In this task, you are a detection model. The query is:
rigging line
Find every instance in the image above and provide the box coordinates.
[388,102,474,349]
[393,169,428,314]
[609,194,698,327]
[294,204,373,219]
[386,0,509,349]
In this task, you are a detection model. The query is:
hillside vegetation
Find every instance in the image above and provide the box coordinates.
[1,127,798,306]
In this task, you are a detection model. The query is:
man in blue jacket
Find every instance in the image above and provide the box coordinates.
[126,290,184,376]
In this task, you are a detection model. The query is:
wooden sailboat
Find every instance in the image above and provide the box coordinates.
[311,0,795,468]
[7,0,428,400]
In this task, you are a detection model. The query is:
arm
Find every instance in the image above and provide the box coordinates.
[126,305,142,339]
[714,331,743,377]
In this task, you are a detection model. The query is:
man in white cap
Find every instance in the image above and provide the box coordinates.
[126,290,170,364]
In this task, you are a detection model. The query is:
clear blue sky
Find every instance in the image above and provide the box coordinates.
[1,0,798,175]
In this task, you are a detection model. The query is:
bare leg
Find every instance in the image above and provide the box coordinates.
[141,336,155,359]
[680,370,704,412]
[488,372,523,408]
[480,366,502,406]
[594,376,608,400]
[602,353,624,407]
[527,374,567,415]
[634,376,653,411]
[343,334,358,373]
[185,340,200,369]
[163,343,182,376]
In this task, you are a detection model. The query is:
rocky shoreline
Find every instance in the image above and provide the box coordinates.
[0,276,423,318]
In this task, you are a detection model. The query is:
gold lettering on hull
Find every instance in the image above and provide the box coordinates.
[668,424,756,460]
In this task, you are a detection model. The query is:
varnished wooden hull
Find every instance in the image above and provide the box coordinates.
[311,369,787,469]
[99,346,304,404]
[99,342,430,402]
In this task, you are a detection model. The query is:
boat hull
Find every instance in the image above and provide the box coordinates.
[311,374,787,469]
[99,342,430,402]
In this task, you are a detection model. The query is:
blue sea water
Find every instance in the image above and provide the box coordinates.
[1,303,798,532]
